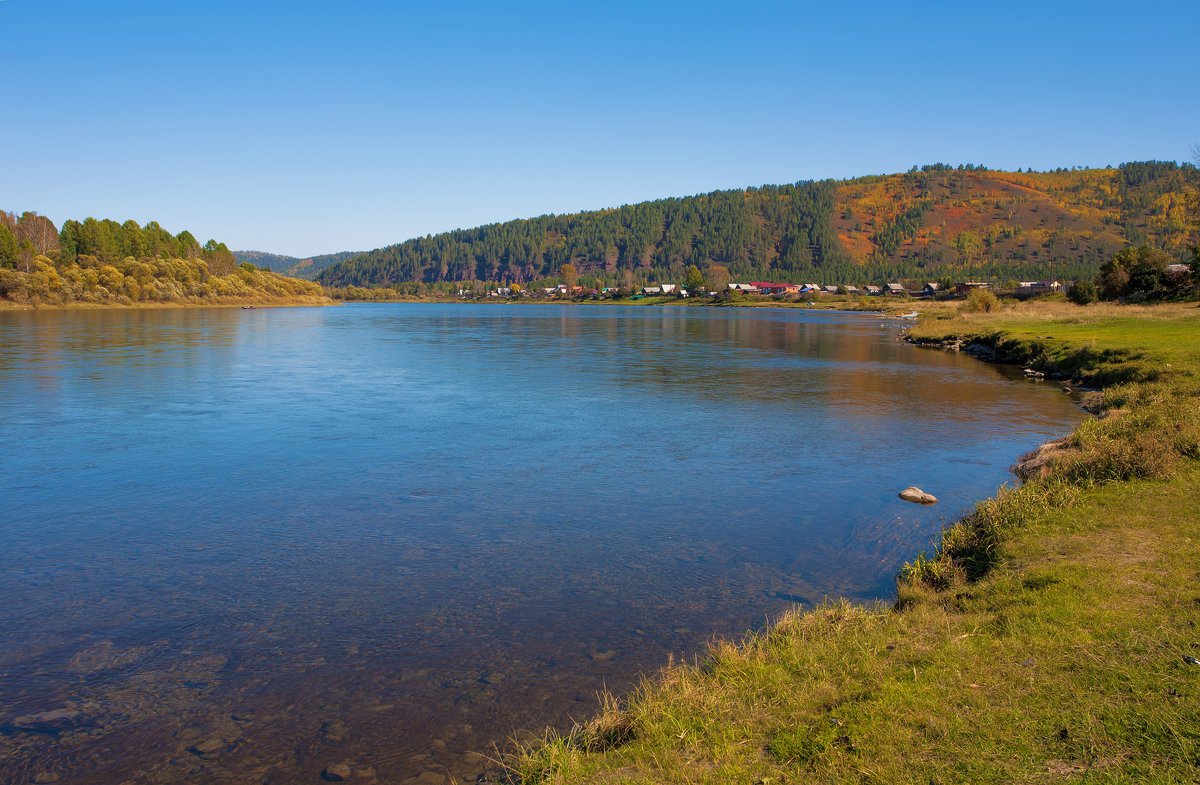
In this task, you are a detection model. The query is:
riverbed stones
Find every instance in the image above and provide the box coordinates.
[898,487,938,505]
[321,762,352,781]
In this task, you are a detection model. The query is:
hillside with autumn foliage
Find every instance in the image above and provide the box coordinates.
[316,162,1198,289]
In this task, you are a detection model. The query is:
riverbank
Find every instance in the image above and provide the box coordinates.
[513,301,1200,783]
[335,292,961,319]
[0,294,336,311]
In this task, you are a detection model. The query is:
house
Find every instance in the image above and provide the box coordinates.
[728,283,759,293]
[863,285,882,296]
[823,285,839,294]
[844,285,860,295]
[754,282,801,295]
[1168,264,1191,277]
[1015,280,1064,296]
[922,282,940,296]
[642,286,663,295]
[954,281,992,296]
[748,281,796,295]
[884,283,907,295]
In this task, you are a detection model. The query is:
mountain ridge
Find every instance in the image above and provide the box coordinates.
[232,250,363,280]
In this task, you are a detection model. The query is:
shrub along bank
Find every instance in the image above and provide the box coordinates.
[513,301,1200,784]
[0,254,328,307]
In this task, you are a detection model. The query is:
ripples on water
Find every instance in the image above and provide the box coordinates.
[0,304,1083,783]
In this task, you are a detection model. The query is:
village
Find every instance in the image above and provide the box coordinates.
[468,279,1068,300]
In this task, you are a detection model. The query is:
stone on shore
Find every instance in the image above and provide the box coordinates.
[322,762,352,781]
[1013,438,1076,481]
[898,487,938,505]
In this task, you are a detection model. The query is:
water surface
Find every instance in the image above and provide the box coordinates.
[0,304,1083,783]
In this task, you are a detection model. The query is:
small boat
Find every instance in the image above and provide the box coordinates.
[896,312,919,318]
[241,305,256,310]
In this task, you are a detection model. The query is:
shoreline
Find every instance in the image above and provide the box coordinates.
[0,295,339,312]
[511,301,1200,783]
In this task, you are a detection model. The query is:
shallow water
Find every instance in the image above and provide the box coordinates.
[0,303,1083,783]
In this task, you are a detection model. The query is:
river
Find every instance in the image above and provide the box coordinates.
[0,303,1083,784]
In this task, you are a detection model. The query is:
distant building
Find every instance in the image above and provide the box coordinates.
[1012,280,1063,297]
[863,285,882,296]
[954,281,992,296]
[641,284,678,295]
[884,283,907,295]
[922,282,940,296]
[747,282,798,295]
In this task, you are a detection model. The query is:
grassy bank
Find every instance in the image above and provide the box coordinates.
[512,301,1200,784]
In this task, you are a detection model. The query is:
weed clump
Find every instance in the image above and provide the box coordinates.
[964,288,1001,312]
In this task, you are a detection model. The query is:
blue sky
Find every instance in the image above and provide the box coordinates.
[2,0,1197,256]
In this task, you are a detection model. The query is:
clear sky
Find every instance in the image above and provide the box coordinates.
[2,0,1197,256]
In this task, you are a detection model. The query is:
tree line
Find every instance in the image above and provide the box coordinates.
[0,210,322,306]
[1,211,238,274]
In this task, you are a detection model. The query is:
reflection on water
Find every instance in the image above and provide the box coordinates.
[0,304,1083,783]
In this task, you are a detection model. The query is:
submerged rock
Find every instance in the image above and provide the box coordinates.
[189,737,225,757]
[322,719,349,743]
[898,487,938,505]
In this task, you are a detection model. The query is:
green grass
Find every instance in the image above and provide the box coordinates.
[511,301,1200,784]
[908,301,1200,384]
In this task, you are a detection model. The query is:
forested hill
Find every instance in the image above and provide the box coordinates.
[317,162,1199,288]
[233,250,362,280]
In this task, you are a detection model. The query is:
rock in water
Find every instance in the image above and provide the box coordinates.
[898,487,938,505]
[322,763,352,782]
